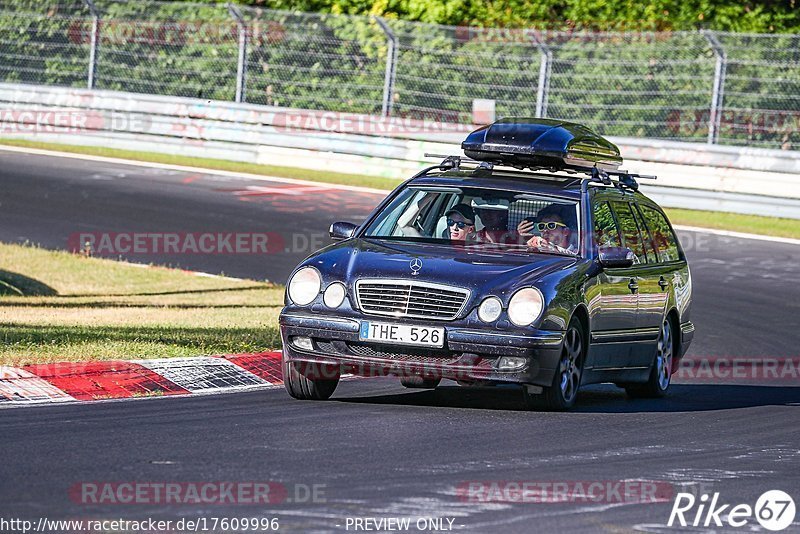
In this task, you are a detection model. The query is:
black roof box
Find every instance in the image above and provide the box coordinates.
[461,118,623,171]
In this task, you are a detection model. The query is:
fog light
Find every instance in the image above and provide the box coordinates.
[292,336,314,351]
[497,356,526,371]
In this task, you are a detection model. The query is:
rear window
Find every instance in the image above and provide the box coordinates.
[639,205,682,262]
[610,201,647,264]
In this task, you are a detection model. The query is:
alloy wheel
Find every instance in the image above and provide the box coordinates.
[559,326,583,403]
[656,319,674,391]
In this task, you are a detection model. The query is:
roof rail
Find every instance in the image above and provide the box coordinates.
[589,166,657,192]
[422,153,656,192]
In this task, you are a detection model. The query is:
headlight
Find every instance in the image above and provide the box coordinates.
[507,287,544,326]
[478,296,503,323]
[288,267,321,305]
[323,282,346,308]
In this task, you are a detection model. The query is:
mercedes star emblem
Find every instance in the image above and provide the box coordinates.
[409,258,423,275]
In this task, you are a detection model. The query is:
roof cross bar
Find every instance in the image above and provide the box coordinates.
[423,153,655,186]
[590,166,657,192]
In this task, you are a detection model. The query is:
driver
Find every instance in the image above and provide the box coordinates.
[397,194,435,237]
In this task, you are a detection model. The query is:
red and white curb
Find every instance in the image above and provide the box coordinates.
[4,352,795,407]
[0,352,284,406]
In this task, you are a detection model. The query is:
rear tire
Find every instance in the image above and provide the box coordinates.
[400,376,441,389]
[626,318,674,399]
[282,351,340,400]
[525,317,585,411]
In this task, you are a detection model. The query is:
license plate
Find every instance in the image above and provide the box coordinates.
[359,321,444,348]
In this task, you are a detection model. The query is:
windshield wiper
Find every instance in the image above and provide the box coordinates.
[362,235,445,245]
[463,242,578,257]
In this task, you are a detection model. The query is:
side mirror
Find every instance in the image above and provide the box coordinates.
[598,247,635,269]
[329,221,357,241]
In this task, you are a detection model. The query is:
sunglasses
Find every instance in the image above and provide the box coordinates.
[447,218,473,229]
[535,221,568,231]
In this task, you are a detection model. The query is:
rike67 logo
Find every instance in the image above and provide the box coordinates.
[668,490,796,531]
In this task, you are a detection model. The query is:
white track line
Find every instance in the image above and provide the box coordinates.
[673,225,800,246]
[115,259,249,282]
[3,143,798,246]
[0,143,391,195]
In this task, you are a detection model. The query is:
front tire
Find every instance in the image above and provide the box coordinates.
[626,318,674,398]
[526,317,585,411]
[282,351,340,400]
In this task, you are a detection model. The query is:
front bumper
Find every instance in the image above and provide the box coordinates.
[679,321,695,358]
[279,312,565,387]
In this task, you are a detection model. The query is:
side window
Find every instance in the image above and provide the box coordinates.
[633,204,658,263]
[640,205,682,262]
[610,201,646,264]
[592,200,622,249]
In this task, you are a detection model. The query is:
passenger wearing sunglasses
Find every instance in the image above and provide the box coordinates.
[444,204,475,241]
[518,204,578,255]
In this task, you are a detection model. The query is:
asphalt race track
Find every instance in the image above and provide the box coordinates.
[1,149,799,532]
[0,150,380,283]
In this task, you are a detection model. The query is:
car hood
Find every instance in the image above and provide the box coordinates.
[302,238,579,298]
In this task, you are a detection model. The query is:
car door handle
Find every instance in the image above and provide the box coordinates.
[658,276,669,290]
[628,279,639,293]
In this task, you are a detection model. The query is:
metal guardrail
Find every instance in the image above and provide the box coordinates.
[1,82,799,219]
[1,1,799,150]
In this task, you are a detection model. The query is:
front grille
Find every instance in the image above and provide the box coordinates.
[355,279,470,321]
[346,342,459,364]
[315,339,457,363]
[314,339,496,369]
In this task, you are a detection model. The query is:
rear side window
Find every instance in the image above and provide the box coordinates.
[639,205,682,262]
[633,205,658,263]
[610,201,646,264]
[592,201,622,248]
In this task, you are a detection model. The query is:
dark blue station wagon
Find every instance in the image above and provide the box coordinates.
[279,119,694,410]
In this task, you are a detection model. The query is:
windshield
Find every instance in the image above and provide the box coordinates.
[363,186,581,256]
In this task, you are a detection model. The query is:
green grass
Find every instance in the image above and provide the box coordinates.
[2,139,799,239]
[0,138,403,191]
[664,208,800,239]
[0,242,284,366]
